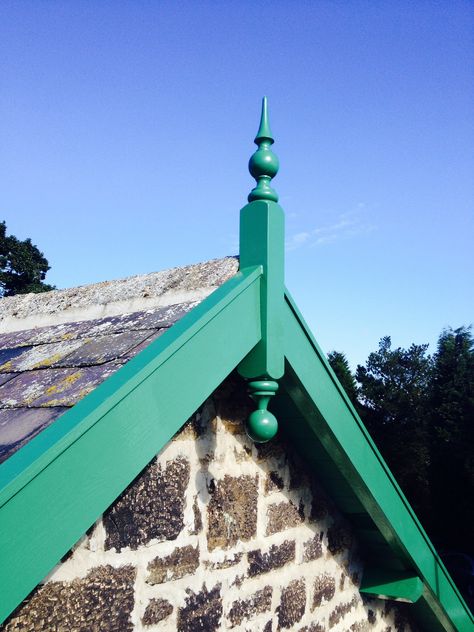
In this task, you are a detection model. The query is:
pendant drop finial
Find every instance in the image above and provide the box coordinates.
[248,97,279,203]
[245,379,279,443]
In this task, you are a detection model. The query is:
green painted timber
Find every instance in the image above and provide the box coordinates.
[237,199,285,380]
[0,266,263,624]
[278,290,474,632]
[360,569,424,603]
[238,98,284,381]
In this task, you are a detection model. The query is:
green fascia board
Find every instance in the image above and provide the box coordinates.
[280,290,474,632]
[360,569,424,603]
[0,266,263,624]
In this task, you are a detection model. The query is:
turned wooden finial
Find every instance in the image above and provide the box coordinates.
[248,97,279,203]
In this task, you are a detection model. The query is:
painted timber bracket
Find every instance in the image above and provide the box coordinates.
[238,97,285,442]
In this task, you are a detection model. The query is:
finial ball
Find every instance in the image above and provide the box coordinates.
[249,150,279,180]
[246,409,279,443]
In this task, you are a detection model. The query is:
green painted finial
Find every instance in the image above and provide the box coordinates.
[245,379,279,443]
[248,97,279,203]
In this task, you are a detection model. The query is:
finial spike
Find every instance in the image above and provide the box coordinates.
[248,98,279,203]
[255,96,274,144]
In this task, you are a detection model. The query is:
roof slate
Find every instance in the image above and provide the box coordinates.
[0,257,239,465]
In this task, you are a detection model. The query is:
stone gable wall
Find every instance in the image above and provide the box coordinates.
[2,375,415,632]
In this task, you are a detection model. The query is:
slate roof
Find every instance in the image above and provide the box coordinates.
[0,257,238,464]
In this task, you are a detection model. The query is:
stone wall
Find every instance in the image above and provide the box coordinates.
[2,374,415,632]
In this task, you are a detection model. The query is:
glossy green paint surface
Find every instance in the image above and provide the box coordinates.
[246,379,279,442]
[239,98,284,381]
[248,97,279,203]
[0,267,263,624]
[238,200,285,380]
[360,570,424,603]
[279,290,474,632]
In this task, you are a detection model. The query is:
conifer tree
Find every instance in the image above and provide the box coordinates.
[429,327,474,553]
[327,351,358,405]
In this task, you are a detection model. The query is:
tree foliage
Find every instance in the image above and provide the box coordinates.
[0,221,55,296]
[429,327,474,552]
[328,328,474,561]
[327,350,359,405]
[356,337,433,525]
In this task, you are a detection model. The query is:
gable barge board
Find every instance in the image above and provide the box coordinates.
[0,267,262,625]
[279,290,474,632]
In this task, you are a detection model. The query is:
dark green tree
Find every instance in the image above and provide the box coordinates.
[356,336,433,524]
[0,221,55,296]
[327,350,359,406]
[429,327,474,553]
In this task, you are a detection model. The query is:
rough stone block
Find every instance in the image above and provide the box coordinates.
[227,586,273,627]
[248,540,295,577]
[303,533,323,562]
[312,574,336,609]
[2,565,135,632]
[264,470,284,494]
[328,596,358,628]
[177,584,222,632]
[299,623,325,632]
[278,579,306,629]
[213,371,252,427]
[104,456,190,551]
[205,553,242,570]
[327,523,352,555]
[207,474,258,550]
[287,451,309,490]
[310,482,329,521]
[142,598,173,626]
[147,545,199,584]
[192,496,203,534]
[266,500,304,535]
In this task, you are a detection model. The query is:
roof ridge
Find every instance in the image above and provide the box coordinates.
[0,256,238,334]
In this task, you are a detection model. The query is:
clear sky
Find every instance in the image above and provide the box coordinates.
[1,1,473,368]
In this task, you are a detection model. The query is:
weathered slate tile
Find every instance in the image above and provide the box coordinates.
[0,340,84,372]
[0,346,34,372]
[0,302,195,353]
[0,330,38,351]
[0,372,18,387]
[118,302,197,330]
[78,302,197,337]
[0,364,122,408]
[56,330,156,367]
[0,370,62,407]
[32,364,123,407]
[18,320,98,346]
[0,407,67,464]
[122,329,166,359]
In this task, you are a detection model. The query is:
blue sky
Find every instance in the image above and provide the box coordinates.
[1,1,473,368]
